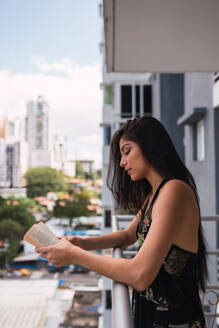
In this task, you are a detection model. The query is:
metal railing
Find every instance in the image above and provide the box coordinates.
[111,215,219,328]
[111,215,134,328]
[111,215,135,328]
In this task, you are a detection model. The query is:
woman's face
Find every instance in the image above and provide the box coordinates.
[119,138,150,181]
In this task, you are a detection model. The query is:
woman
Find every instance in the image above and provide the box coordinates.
[36,116,207,327]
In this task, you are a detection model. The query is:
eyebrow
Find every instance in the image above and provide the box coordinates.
[120,142,131,153]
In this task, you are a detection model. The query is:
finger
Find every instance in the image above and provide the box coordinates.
[64,236,72,241]
[49,258,59,267]
[35,246,50,253]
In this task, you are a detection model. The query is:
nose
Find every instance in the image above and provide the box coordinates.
[120,156,126,167]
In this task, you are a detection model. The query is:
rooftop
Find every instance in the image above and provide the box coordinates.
[0,279,59,328]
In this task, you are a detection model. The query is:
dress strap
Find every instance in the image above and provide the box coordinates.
[141,198,149,218]
[149,178,170,210]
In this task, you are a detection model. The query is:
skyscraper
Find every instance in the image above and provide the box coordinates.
[26,95,52,168]
[0,116,28,189]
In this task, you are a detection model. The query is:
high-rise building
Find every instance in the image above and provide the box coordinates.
[6,141,28,188]
[0,137,7,187]
[0,116,28,192]
[26,95,52,167]
[51,133,68,171]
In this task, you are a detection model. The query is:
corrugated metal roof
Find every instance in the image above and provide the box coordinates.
[0,279,58,328]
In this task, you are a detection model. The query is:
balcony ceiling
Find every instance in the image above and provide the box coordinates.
[103,0,219,73]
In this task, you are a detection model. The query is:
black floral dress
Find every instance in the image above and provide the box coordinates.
[132,179,206,328]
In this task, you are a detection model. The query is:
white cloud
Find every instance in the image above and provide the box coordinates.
[0,57,103,168]
[31,56,79,76]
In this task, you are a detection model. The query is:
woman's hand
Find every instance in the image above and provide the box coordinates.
[36,237,138,289]
[35,239,79,267]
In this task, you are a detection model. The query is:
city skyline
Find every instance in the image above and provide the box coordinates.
[0,0,102,168]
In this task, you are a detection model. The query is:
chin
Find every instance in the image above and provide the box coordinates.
[130,175,139,181]
[130,174,145,182]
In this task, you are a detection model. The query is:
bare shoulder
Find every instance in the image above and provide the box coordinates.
[152,179,198,218]
[150,179,199,252]
[160,179,195,200]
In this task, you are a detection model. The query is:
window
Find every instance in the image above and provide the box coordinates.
[143,85,152,114]
[105,290,112,309]
[193,120,205,161]
[36,121,43,133]
[36,100,45,116]
[104,85,113,105]
[35,136,43,149]
[104,125,111,145]
[135,85,140,117]
[121,84,152,118]
[196,120,205,161]
[121,85,132,118]
[104,209,111,228]
[8,121,15,137]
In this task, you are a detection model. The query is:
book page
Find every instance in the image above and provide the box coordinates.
[24,222,59,248]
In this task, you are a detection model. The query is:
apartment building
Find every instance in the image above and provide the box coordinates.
[100,2,219,325]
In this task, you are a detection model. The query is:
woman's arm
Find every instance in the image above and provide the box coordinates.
[66,229,132,251]
[65,210,141,250]
[36,181,191,291]
[37,237,140,287]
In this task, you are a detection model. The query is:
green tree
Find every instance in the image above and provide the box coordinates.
[0,219,23,240]
[53,191,93,226]
[84,171,94,180]
[80,188,93,200]
[25,167,68,198]
[0,196,5,207]
[75,162,85,178]
[0,219,24,263]
[0,200,36,266]
[96,169,102,178]
[0,203,35,232]
[7,196,42,212]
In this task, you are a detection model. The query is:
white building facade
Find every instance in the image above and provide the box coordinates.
[51,133,68,172]
[26,95,52,168]
[0,137,7,187]
[0,117,28,189]
[63,160,76,177]
[100,4,153,325]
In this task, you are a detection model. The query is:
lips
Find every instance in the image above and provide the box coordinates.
[126,168,131,174]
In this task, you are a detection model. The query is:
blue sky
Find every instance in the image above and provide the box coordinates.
[0,0,102,72]
[0,0,103,167]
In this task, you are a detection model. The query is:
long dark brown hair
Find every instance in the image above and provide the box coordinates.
[107,116,208,291]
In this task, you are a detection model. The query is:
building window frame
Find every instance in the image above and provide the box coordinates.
[177,107,206,163]
[193,119,205,161]
[120,84,152,119]
[104,85,113,105]
[104,125,111,146]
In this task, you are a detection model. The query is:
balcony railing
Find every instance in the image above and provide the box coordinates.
[112,215,219,328]
[111,215,135,328]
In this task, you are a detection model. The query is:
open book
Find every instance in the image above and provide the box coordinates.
[24,222,59,248]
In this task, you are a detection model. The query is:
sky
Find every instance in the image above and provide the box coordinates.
[0,0,103,168]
